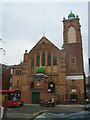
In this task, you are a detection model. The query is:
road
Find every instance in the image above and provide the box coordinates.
[7,104,88,119]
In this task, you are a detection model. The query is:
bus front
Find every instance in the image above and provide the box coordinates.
[8,90,23,107]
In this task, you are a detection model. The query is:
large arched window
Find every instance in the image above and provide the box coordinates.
[42,52,45,66]
[31,58,34,73]
[68,26,76,43]
[47,53,51,66]
[36,54,40,66]
[53,56,57,65]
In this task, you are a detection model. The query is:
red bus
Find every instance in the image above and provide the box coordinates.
[0,90,23,107]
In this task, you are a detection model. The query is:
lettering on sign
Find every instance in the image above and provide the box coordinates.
[66,75,83,80]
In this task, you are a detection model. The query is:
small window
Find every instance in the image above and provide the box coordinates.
[18,70,19,75]
[16,70,22,75]
[72,89,76,92]
[71,59,75,63]
[16,70,18,75]
[20,70,22,75]
[70,57,76,70]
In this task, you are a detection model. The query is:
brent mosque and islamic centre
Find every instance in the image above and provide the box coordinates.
[12,12,85,104]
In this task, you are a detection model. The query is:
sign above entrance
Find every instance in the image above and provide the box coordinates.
[66,75,83,80]
[48,89,51,92]
[37,83,40,86]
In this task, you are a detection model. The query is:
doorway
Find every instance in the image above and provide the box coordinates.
[32,92,40,104]
[70,94,78,104]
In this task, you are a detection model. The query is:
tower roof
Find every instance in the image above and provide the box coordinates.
[36,66,45,74]
[68,11,75,18]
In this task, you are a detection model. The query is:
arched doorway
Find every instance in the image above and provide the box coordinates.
[48,82,55,93]
[70,94,78,104]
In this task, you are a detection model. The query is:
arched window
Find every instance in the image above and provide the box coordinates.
[36,54,40,66]
[53,56,57,65]
[31,58,34,68]
[31,58,34,73]
[48,82,55,93]
[42,52,45,66]
[70,57,76,70]
[68,26,76,43]
[47,53,51,66]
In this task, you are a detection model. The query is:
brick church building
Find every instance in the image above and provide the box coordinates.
[12,12,84,104]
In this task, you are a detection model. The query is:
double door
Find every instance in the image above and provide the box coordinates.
[32,92,40,104]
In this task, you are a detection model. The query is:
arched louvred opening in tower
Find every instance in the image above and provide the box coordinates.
[36,54,40,67]
[47,53,51,66]
[42,51,45,66]
[68,26,76,43]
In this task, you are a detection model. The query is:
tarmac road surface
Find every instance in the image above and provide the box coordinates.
[7,104,86,119]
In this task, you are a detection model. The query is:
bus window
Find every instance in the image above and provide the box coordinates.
[2,92,5,95]
[7,92,13,101]
[14,91,21,101]
[0,92,5,95]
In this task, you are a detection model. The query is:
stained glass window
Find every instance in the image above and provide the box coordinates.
[42,52,45,66]
[36,54,40,66]
[47,53,51,66]
[53,56,57,65]
[31,58,34,73]
[31,58,34,68]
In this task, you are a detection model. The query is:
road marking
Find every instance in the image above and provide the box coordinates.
[25,117,32,118]
[33,110,48,116]
[24,114,33,115]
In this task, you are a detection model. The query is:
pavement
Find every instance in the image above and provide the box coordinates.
[24,103,85,108]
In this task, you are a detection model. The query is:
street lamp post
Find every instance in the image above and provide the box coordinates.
[81,90,83,104]
[64,90,66,104]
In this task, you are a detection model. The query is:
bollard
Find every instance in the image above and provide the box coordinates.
[0,106,4,119]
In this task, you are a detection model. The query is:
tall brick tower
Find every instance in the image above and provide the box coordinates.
[63,11,84,76]
[63,12,84,104]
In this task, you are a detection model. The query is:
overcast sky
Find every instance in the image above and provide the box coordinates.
[0,2,88,76]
